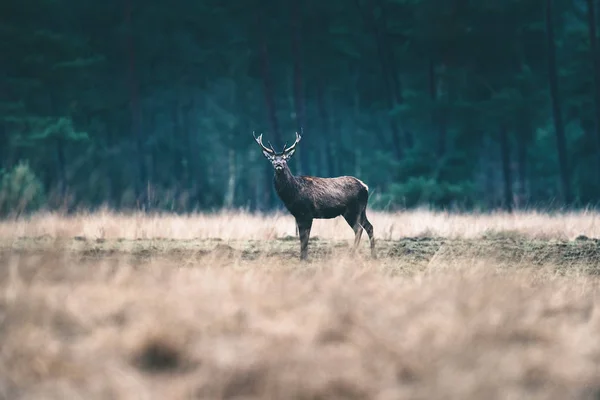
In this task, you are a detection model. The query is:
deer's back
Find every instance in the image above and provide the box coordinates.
[291,175,369,219]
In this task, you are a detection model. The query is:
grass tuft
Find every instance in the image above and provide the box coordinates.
[132,335,189,373]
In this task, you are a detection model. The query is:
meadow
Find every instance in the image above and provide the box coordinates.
[2,209,600,399]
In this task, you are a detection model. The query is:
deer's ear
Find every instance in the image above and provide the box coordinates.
[262,150,274,159]
[283,148,296,159]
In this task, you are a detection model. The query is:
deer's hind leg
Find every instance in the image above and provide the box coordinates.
[359,209,376,258]
[343,208,364,250]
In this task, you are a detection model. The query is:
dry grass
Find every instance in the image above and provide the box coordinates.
[1,208,600,241]
[2,210,600,399]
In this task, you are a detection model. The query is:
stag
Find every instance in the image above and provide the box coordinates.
[254,131,376,260]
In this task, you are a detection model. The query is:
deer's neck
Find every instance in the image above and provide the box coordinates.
[273,165,300,202]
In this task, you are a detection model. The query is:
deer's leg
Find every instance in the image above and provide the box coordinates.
[360,209,376,258]
[343,209,364,250]
[297,218,313,261]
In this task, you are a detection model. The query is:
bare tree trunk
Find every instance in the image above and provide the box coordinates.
[373,0,413,150]
[55,138,67,204]
[257,13,281,148]
[145,108,156,211]
[256,7,280,209]
[181,98,198,208]
[224,149,236,208]
[252,149,263,211]
[355,148,362,179]
[500,126,513,212]
[171,104,183,180]
[375,0,402,105]
[291,0,308,175]
[317,79,336,177]
[286,71,303,174]
[352,81,362,178]
[586,0,600,191]
[334,113,344,175]
[482,136,498,209]
[516,126,529,209]
[0,124,7,170]
[355,0,402,160]
[0,78,7,170]
[317,139,327,177]
[263,164,274,210]
[545,0,572,205]
[124,0,147,208]
[429,60,447,158]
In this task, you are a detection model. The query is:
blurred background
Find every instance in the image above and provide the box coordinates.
[0,0,598,214]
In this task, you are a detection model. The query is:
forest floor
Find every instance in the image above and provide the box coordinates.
[2,210,600,399]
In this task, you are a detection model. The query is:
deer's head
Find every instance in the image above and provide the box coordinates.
[253,132,301,172]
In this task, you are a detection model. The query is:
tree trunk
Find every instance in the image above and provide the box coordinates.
[182,98,197,208]
[257,10,282,149]
[373,0,413,151]
[317,79,336,177]
[355,0,402,160]
[516,126,528,209]
[545,0,572,206]
[256,7,280,210]
[429,60,447,158]
[352,82,362,178]
[376,0,402,105]
[355,148,362,179]
[334,115,345,175]
[0,78,7,170]
[290,0,308,175]
[0,123,7,170]
[171,104,183,180]
[55,138,67,204]
[317,140,327,177]
[263,163,273,210]
[499,127,513,212]
[224,149,236,208]
[586,0,600,191]
[482,136,498,209]
[124,0,147,207]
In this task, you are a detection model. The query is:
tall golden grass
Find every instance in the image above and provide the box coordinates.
[2,210,600,399]
[1,208,599,241]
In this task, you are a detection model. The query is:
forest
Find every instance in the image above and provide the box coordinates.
[1,0,599,213]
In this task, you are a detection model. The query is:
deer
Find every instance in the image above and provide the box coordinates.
[253,131,376,261]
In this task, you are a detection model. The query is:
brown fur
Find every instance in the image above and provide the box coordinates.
[254,131,376,260]
[270,162,375,260]
[295,176,366,217]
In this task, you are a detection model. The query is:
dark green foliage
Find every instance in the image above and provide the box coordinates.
[373,177,476,210]
[0,161,45,215]
[1,0,598,213]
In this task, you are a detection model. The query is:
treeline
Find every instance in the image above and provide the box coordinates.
[1,0,599,214]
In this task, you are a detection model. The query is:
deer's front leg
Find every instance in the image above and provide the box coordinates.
[296,218,313,261]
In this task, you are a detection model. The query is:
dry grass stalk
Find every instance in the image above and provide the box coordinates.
[1,208,600,241]
[1,211,600,399]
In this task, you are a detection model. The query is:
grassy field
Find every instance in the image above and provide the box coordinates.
[2,209,600,399]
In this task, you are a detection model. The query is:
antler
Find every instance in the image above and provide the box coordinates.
[283,131,302,154]
[253,131,276,154]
